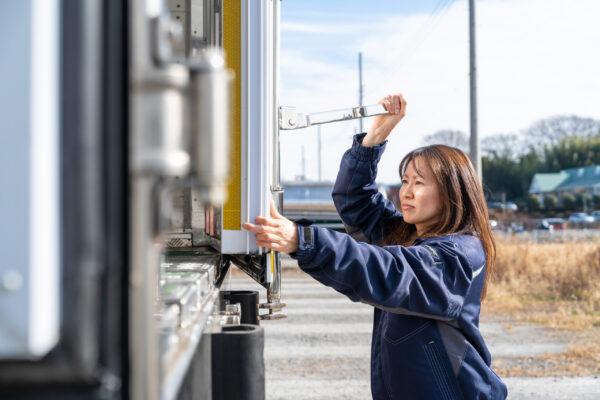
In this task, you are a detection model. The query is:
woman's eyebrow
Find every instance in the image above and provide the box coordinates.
[401,173,425,179]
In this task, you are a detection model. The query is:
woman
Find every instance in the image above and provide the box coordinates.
[243,93,508,400]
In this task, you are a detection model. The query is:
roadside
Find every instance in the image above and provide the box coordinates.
[487,237,600,378]
[482,312,600,378]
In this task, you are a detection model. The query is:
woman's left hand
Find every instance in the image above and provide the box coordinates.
[242,199,299,254]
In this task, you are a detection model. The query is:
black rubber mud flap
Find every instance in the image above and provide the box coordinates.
[220,290,260,325]
[211,324,265,400]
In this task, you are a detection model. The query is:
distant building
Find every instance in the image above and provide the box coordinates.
[282,181,336,207]
[529,165,600,201]
[281,181,340,229]
[281,181,389,230]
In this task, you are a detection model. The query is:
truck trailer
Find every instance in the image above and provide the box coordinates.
[0,1,285,399]
[0,1,390,398]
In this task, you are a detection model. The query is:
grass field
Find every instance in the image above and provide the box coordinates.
[485,237,600,376]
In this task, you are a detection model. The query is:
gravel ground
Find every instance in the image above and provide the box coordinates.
[224,266,600,399]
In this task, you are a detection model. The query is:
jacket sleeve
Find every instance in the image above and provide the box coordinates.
[290,225,476,321]
[332,133,402,244]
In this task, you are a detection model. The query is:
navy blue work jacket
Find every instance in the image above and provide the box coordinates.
[290,133,508,400]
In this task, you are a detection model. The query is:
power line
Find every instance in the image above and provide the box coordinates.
[396,0,449,57]
[395,0,456,71]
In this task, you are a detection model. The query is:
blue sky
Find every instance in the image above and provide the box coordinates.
[280,0,449,77]
[282,0,445,22]
[277,0,600,184]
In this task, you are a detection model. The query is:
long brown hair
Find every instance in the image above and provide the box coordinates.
[381,144,496,300]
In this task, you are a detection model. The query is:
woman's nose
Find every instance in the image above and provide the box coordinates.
[400,186,413,199]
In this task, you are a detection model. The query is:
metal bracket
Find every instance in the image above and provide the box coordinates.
[279,104,389,130]
[258,301,287,320]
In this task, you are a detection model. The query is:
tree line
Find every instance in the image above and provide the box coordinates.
[422,115,600,208]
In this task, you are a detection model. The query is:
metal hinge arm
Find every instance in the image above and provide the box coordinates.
[279,104,389,130]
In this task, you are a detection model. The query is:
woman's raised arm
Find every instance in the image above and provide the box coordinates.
[332,93,407,244]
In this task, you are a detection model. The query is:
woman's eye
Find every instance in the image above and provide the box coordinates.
[415,181,424,185]
[401,179,408,184]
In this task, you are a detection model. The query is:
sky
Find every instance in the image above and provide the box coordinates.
[278,0,600,184]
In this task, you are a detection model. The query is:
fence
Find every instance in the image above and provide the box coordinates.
[496,229,600,243]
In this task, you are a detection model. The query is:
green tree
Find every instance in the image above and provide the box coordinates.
[482,151,542,201]
[575,193,592,212]
[526,195,541,212]
[592,194,600,210]
[468,118,600,205]
[543,135,600,171]
[525,115,600,154]
[543,194,558,211]
[562,193,576,211]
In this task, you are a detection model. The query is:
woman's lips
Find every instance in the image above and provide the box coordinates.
[401,205,414,211]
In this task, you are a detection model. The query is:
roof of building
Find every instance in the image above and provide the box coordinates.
[529,172,568,193]
[529,165,600,193]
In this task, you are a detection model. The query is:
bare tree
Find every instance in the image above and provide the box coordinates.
[481,133,524,159]
[422,130,469,153]
[523,115,600,153]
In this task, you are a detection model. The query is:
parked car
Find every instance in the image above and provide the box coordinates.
[487,201,518,212]
[487,201,503,210]
[538,217,567,230]
[507,222,524,233]
[537,220,551,230]
[568,212,595,224]
[591,210,600,222]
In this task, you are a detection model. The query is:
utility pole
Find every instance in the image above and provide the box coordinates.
[317,125,322,181]
[358,52,364,133]
[469,0,481,181]
[301,145,306,181]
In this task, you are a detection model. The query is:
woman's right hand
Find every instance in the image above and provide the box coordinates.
[362,93,407,147]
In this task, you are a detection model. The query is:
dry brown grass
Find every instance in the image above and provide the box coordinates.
[494,342,600,377]
[485,237,600,331]
[485,237,600,376]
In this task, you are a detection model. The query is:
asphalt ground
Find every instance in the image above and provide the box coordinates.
[223,263,600,400]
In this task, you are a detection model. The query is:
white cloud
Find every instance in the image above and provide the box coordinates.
[280,0,600,183]
[282,21,366,35]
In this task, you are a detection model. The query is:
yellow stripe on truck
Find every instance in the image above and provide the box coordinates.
[222,0,242,230]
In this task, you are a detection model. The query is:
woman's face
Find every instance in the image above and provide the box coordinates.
[399,158,443,235]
